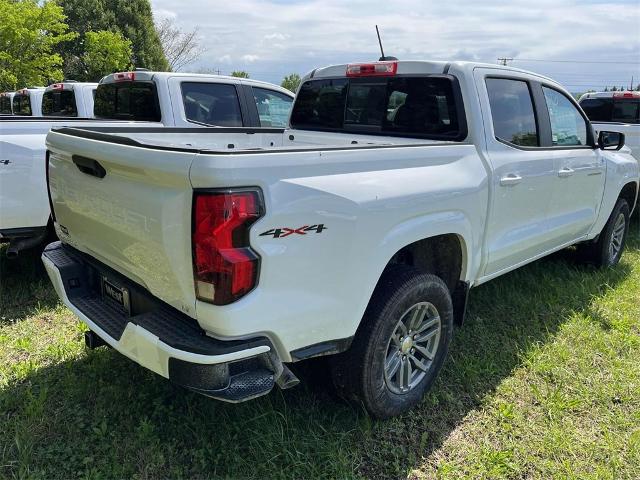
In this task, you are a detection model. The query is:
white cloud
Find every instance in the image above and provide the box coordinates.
[154,7,177,19]
[150,0,640,91]
[263,33,290,41]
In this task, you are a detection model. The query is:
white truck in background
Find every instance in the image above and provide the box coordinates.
[0,72,293,257]
[12,87,46,116]
[41,82,98,118]
[580,91,640,162]
[43,60,638,419]
[0,92,15,115]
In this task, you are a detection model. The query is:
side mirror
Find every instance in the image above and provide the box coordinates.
[598,130,625,151]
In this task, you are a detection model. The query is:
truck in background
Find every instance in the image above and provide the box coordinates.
[580,91,640,161]
[0,72,294,257]
[11,87,46,116]
[41,82,98,118]
[93,70,294,127]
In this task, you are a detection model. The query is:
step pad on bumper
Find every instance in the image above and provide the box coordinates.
[42,241,271,356]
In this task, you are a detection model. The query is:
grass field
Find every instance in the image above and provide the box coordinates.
[1,218,639,479]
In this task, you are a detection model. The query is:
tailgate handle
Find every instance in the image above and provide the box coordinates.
[72,155,106,179]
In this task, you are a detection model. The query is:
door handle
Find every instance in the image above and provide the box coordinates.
[558,167,575,178]
[72,155,106,179]
[499,173,522,186]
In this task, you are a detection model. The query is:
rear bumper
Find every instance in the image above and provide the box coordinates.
[42,241,292,402]
[0,225,47,242]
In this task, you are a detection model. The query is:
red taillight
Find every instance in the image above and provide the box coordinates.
[192,189,263,305]
[346,61,398,77]
[114,72,135,82]
[613,91,640,98]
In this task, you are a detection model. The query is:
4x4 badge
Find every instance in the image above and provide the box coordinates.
[259,224,327,238]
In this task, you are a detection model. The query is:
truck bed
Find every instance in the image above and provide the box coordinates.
[49,125,449,154]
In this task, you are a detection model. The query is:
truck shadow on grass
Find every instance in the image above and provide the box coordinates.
[0,245,60,324]
[1,222,638,479]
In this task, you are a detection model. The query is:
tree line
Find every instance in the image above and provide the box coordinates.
[0,0,302,93]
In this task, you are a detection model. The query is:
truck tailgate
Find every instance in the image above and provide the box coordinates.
[47,129,198,315]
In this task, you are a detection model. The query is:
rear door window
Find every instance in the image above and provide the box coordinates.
[485,78,538,147]
[94,82,161,121]
[12,94,32,115]
[42,90,78,117]
[290,76,463,139]
[181,82,243,126]
[252,88,293,127]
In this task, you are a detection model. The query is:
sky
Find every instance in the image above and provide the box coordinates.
[151,0,640,93]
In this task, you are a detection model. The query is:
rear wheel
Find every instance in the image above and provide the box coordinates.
[580,198,630,267]
[330,265,453,419]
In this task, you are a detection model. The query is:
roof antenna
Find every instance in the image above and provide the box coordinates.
[376,25,397,61]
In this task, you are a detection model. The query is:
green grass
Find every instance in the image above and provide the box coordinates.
[1,218,639,479]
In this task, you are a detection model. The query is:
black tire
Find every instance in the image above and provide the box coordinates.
[580,198,630,267]
[330,265,453,419]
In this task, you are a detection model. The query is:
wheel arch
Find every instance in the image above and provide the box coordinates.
[384,233,468,292]
[619,181,638,212]
[366,214,474,328]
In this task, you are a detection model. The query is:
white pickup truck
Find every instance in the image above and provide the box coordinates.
[43,60,638,418]
[0,72,293,257]
[11,87,45,116]
[580,91,640,161]
[41,82,98,118]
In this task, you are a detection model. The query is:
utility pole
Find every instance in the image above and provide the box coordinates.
[497,57,513,66]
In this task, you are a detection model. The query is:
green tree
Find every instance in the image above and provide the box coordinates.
[0,0,77,91]
[281,73,301,93]
[231,71,250,78]
[82,31,132,81]
[57,0,168,79]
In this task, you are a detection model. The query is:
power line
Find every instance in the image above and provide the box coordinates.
[513,58,640,65]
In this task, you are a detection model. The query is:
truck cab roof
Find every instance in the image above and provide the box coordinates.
[306,60,558,86]
[579,91,640,100]
[44,82,98,93]
[99,71,294,98]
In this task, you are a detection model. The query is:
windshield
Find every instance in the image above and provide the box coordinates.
[42,90,78,117]
[94,81,161,121]
[290,76,465,140]
[12,94,32,115]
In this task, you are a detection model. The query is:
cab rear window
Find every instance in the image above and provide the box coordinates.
[94,81,161,121]
[290,76,465,140]
[580,97,640,124]
[0,96,11,114]
[12,94,31,115]
[42,90,78,117]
